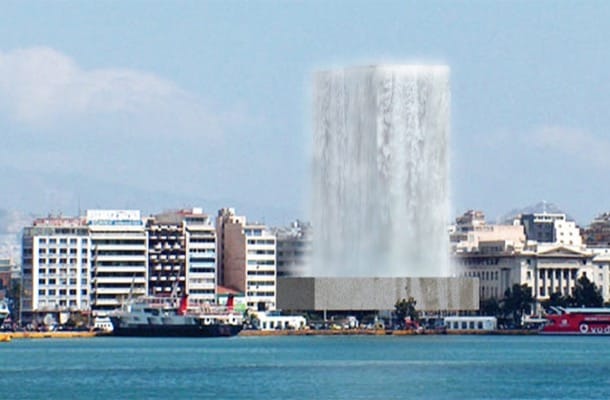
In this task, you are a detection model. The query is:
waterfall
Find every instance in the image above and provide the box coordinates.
[311,65,451,277]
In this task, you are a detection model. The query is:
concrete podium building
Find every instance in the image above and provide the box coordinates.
[277,277,479,313]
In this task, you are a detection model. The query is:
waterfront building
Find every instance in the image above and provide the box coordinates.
[21,216,91,320]
[277,277,479,313]
[455,237,605,311]
[452,209,601,310]
[216,285,247,313]
[87,210,147,312]
[147,212,187,297]
[273,220,312,277]
[216,208,277,311]
[444,316,497,331]
[590,247,610,302]
[147,208,217,305]
[183,209,217,305]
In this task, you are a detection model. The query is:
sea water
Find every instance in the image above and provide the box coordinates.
[1,335,609,399]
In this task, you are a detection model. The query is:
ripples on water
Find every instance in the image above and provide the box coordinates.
[1,335,609,399]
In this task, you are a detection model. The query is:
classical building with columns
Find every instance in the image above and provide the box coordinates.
[453,210,608,311]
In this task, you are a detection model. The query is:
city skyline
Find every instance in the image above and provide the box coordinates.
[1,2,610,225]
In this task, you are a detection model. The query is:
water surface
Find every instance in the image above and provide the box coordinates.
[1,335,609,399]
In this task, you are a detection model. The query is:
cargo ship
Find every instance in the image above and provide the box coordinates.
[540,307,610,335]
[109,294,243,337]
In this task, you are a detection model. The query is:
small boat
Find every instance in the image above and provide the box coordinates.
[109,294,243,338]
[0,335,11,343]
[540,307,610,335]
[0,300,9,326]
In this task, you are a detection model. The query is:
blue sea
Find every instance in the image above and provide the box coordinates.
[1,335,609,399]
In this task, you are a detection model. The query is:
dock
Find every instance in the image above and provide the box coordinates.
[0,331,98,341]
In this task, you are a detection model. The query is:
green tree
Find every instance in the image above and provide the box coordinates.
[8,278,21,318]
[571,274,603,307]
[501,284,533,327]
[479,298,501,317]
[541,291,570,310]
[394,297,418,324]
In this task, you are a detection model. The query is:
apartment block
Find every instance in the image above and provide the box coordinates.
[21,216,91,320]
[147,208,217,305]
[216,208,276,310]
[87,210,147,312]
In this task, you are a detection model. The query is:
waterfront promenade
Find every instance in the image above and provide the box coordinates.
[0,328,537,341]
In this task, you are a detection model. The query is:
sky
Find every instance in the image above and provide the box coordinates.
[1,1,610,226]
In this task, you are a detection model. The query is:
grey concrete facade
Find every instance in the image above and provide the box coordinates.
[277,277,479,312]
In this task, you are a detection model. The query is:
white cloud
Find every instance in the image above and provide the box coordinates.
[531,126,610,169]
[0,47,221,137]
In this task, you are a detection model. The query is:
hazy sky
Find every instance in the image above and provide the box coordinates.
[1,1,609,225]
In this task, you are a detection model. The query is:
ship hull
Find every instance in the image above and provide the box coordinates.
[110,318,242,338]
[541,309,610,335]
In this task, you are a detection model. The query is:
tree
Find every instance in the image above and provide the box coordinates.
[394,297,418,325]
[8,278,21,319]
[571,274,603,307]
[479,298,501,317]
[541,291,570,310]
[501,284,533,327]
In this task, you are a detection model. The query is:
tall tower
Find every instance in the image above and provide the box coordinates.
[311,65,451,277]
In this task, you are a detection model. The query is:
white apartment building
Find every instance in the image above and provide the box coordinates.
[87,210,147,312]
[216,208,276,310]
[21,217,91,320]
[184,210,217,305]
[553,219,582,247]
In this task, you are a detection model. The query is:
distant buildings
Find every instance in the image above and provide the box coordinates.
[584,212,610,246]
[14,202,610,325]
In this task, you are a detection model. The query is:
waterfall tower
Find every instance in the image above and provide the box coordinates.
[311,65,451,277]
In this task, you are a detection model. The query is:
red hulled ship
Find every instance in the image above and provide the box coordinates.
[541,307,610,335]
